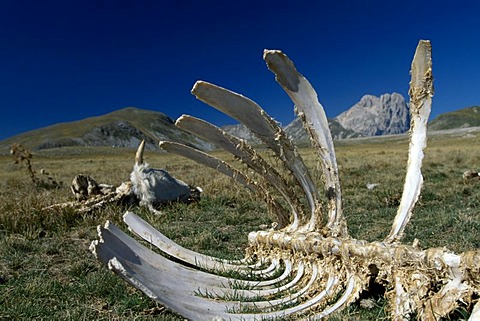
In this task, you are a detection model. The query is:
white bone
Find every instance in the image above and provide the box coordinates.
[175,114,300,229]
[124,211,254,268]
[158,140,295,228]
[103,219,295,294]
[131,140,191,211]
[191,81,321,230]
[159,141,256,191]
[469,301,480,321]
[304,276,359,320]
[216,263,310,310]
[264,49,344,235]
[91,220,346,320]
[386,40,433,243]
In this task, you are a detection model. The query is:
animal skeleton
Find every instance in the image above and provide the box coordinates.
[46,140,201,213]
[90,41,480,320]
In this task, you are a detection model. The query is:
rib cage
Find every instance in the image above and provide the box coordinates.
[90,40,480,320]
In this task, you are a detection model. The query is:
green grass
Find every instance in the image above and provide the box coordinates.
[428,106,480,130]
[0,130,479,320]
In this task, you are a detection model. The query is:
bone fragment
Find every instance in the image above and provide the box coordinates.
[463,170,480,181]
[386,40,433,243]
[264,49,344,235]
[71,174,101,201]
[45,180,133,213]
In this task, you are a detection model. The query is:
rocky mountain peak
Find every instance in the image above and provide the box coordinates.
[335,93,409,136]
[223,93,410,143]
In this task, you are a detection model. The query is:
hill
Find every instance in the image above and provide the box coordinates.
[0,107,214,154]
[428,106,480,130]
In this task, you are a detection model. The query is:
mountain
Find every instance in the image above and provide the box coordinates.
[0,107,214,154]
[335,93,410,136]
[283,117,359,141]
[223,93,408,143]
[221,124,261,144]
[428,106,480,130]
[222,116,359,144]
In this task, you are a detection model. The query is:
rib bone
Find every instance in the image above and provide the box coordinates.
[191,81,322,231]
[175,115,302,229]
[264,49,344,235]
[385,40,433,243]
[158,140,294,227]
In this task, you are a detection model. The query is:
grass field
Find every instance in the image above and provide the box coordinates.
[0,129,479,320]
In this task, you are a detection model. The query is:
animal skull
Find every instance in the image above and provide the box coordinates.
[90,41,480,320]
[130,140,196,213]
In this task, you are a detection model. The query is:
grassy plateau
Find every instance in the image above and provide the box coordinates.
[0,129,479,320]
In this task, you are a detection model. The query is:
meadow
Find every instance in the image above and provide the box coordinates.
[0,129,479,320]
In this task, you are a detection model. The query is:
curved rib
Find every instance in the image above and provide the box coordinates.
[175,115,301,230]
[218,263,322,312]
[124,215,288,284]
[198,262,304,301]
[233,274,338,319]
[124,211,279,274]
[158,141,293,227]
[191,81,320,230]
[264,50,344,235]
[303,276,358,320]
[385,40,433,243]
[91,221,342,320]
[159,141,256,191]
[94,222,290,297]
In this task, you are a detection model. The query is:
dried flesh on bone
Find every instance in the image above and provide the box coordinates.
[91,40,480,320]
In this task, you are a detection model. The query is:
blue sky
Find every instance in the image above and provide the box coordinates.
[1,0,479,140]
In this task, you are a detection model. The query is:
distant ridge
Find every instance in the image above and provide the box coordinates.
[2,103,479,155]
[428,106,480,130]
[0,107,214,154]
